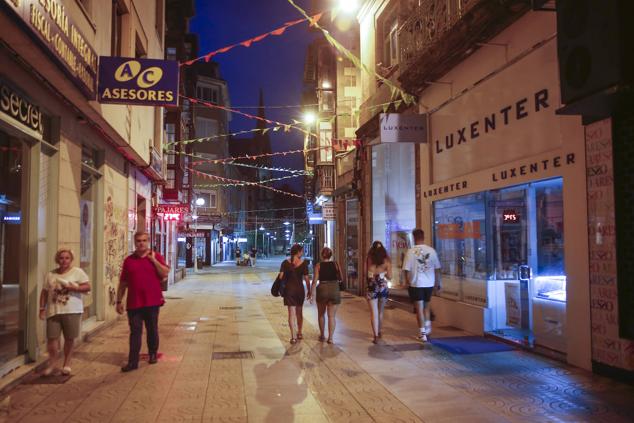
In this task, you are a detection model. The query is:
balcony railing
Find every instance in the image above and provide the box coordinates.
[317,165,335,195]
[397,0,528,94]
[399,0,478,70]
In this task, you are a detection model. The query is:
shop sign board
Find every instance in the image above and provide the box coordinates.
[1,0,98,99]
[153,203,189,221]
[322,202,335,221]
[379,113,427,143]
[430,40,562,183]
[98,56,179,106]
[0,79,43,134]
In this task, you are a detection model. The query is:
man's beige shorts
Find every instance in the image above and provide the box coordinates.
[47,313,82,340]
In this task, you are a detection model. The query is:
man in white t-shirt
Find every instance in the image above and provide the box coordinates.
[403,229,441,342]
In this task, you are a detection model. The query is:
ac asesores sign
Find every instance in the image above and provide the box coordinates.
[98,57,179,106]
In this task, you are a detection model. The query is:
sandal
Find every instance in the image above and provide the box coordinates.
[297,333,303,340]
[62,366,71,375]
[327,339,334,344]
[318,335,326,342]
[290,338,297,344]
[42,367,55,377]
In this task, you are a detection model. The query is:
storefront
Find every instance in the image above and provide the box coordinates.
[371,142,416,288]
[418,19,590,368]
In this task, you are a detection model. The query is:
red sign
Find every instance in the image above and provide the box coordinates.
[503,209,520,223]
[153,203,189,221]
[153,204,189,215]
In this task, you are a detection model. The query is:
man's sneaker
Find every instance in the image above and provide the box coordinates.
[417,333,428,342]
[425,322,432,335]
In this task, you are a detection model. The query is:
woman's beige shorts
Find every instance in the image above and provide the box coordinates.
[47,313,82,340]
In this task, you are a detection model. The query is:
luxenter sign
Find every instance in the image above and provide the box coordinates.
[98,57,179,106]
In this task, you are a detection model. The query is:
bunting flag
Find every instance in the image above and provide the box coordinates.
[183,96,317,138]
[164,126,280,148]
[190,168,304,198]
[193,173,303,188]
[180,14,324,67]
[287,0,416,107]
[169,149,312,174]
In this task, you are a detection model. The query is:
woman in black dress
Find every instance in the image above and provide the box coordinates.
[277,244,311,344]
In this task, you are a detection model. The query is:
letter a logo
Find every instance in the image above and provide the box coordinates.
[115,60,141,82]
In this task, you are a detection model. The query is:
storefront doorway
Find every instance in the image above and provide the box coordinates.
[0,132,25,366]
[344,199,359,292]
[434,178,566,352]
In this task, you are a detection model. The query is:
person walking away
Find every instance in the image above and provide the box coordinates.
[277,244,311,344]
[236,247,241,265]
[312,247,342,344]
[403,229,441,342]
[250,247,257,266]
[117,231,170,372]
[39,248,91,376]
[366,241,392,344]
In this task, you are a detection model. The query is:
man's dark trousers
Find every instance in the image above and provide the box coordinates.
[127,306,160,366]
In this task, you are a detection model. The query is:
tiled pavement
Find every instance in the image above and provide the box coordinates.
[1,259,633,422]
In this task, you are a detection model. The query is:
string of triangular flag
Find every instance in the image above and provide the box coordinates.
[169,149,311,174]
[180,13,324,67]
[184,96,317,138]
[287,0,416,110]
[189,168,304,198]
[193,173,302,188]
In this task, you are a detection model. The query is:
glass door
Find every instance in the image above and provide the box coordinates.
[486,185,532,345]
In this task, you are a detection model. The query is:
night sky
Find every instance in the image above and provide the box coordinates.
[190,0,316,193]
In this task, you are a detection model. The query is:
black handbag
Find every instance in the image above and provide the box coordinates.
[271,273,286,297]
[334,262,345,291]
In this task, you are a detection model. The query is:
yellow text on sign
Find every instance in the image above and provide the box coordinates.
[114,60,163,88]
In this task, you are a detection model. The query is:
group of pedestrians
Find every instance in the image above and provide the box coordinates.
[276,228,441,345]
[37,228,440,377]
[39,231,169,376]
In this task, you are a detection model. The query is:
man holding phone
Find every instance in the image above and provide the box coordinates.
[117,231,170,372]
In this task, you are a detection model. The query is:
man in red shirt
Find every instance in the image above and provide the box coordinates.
[117,231,170,372]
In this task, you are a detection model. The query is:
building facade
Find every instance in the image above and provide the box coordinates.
[0,0,167,377]
[348,0,633,380]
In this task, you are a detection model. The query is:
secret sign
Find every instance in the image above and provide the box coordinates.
[98,57,179,106]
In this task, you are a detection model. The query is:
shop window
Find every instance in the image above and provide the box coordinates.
[80,145,102,319]
[534,179,564,277]
[372,143,416,286]
[0,133,25,364]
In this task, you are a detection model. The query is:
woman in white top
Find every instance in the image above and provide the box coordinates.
[38,248,90,376]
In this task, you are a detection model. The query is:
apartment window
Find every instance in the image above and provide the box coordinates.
[196,85,219,104]
[319,121,333,163]
[155,0,165,40]
[195,117,219,138]
[166,169,175,189]
[166,47,177,61]
[383,16,399,67]
[111,1,127,56]
[209,192,217,208]
[135,33,147,59]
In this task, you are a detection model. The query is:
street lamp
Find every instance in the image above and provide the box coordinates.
[337,0,359,14]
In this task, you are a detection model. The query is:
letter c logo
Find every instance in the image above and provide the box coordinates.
[114,60,141,82]
[137,67,163,88]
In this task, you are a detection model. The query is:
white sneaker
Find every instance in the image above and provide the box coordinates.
[425,322,432,335]
[417,333,428,342]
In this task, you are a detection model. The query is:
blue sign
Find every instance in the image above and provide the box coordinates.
[98,57,179,106]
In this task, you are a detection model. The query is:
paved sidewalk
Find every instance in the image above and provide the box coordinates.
[1,260,633,422]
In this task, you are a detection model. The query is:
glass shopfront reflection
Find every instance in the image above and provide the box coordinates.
[433,177,566,351]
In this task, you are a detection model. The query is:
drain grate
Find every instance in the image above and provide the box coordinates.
[219,306,243,310]
[212,351,254,360]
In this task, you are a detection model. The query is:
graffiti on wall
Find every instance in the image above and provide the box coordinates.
[586,118,634,371]
[104,194,128,291]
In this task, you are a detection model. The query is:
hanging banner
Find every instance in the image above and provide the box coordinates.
[379,113,428,143]
[98,57,179,106]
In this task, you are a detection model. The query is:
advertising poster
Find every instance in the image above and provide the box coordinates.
[390,230,411,286]
[505,282,521,328]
